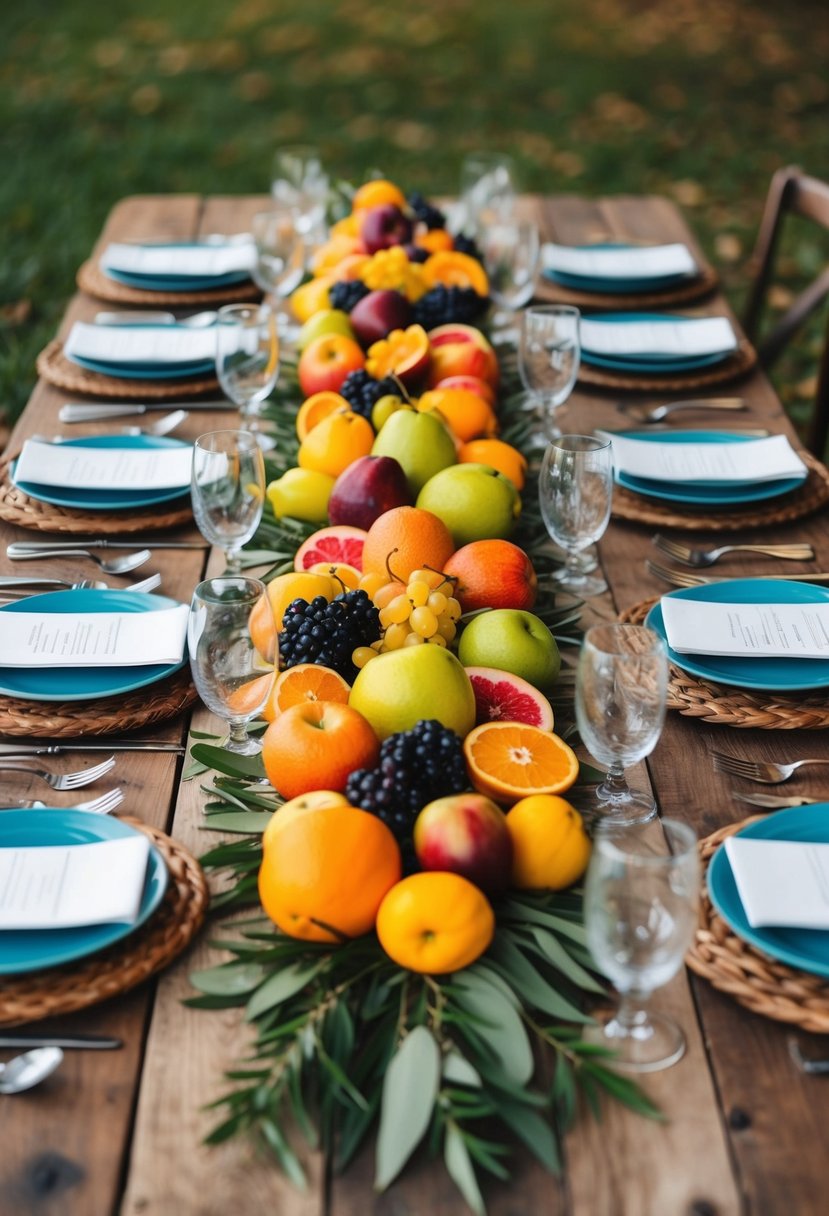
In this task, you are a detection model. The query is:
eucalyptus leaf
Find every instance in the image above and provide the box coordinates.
[552,1056,577,1131]
[497,1099,561,1174]
[375,1026,441,1191]
[444,1124,486,1216]
[442,1050,482,1088]
[487,935,591,1023]
[246,962,322,1021]
[190,962,267,997]
[453,971,534,1086]
[527,927,606,994]
[183,760,210,781]
[260,1119,308,1190]
[202,812,274,835]
[190,743,268,780]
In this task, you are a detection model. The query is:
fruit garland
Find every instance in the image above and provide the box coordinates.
[186,181,660,1213]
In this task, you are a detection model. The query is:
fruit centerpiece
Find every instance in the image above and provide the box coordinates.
[187,180,657,1212]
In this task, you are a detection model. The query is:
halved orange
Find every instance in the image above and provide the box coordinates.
[263,663,351,723]
[463,722,579,805]
[365,324,430,385]
[422,251,489,296]
[295,391,350,441]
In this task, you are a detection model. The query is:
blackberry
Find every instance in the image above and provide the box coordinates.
[453,233,484,262]
[278,590,381,683]
[406,246,429,264]
[346,719,469,841]
[408,192,446,231]
[413,285,490,329]
[340,369,401,419]
[329,279,370,314]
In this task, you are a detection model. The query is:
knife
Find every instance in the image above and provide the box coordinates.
[733,792,824,809]
[0,742,185,756]
[0,1034,122,1050]
[8,541,207,554]
[60,401,230,422]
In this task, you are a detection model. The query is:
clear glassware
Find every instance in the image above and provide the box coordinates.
[519,304,581,440]
[584,819,699,1072]
[250,208,306,343]
[538,435,612,597]
[480,220,540,337]
[188,576,275,756]
[575,623,668,826]
[191,430,266,574]
[215,303,279,445]
[271,145,329,236]
[460,152,516,235]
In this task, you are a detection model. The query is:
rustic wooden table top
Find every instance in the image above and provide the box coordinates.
[1,193,828,1216]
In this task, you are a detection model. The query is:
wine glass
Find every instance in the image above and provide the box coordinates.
[480,220,540,337]
[188,576,275,756]
[271,145,329,236]
[538,435,612,596]
[575,623,668,826]
[584,819,699,1072]
[215,303,279,445]
[460,152,516,235]
[191,430,265,574]
[519,304,581,440]
[250,208,307,338]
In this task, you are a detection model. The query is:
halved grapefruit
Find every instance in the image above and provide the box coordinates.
[465,666,555,731]
[294,525,367,572]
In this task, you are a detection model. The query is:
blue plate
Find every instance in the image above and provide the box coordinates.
[645,579,829,692]
[0,589,187,701]
[104,268,250,292]
[68,353,215,381]
[11,434,191,510]
[582,311,735,374]
[0,809,167,976]
[544,244,697,294]
[708,806,829,979]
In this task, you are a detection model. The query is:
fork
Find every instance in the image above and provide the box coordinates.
[652,534,815,567]
[0,756,116,791]
[8,789,124,814]
[644,559,829,590]
[712,751,829,785]
[0,572,161,598]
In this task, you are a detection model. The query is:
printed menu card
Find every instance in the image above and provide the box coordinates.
[15,439,193,491]
[542,242,697,279]
[603,433,807,484]
[101,241,256,278]
[580,315,737,357]
[725,836,829,930]
[660,597,829,660]
[0,604,189,668]
[64,321,217,366]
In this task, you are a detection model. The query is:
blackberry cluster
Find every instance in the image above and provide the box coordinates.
[329,279,370,314]
[408,192,446,231]
[453,233,483,262]
[278,591,381,683]
[406,246,429,264]
[413,285,490,329]
[346,719,469,840]
[339,370,401,419]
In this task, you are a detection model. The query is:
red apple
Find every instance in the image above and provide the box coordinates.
[413,793,513,896]
[444,539,538,613]
[298,333,365,397]
[328,455,413,529]
[350,289,413,347]
[427,323,499,389]
[360,204,414,254]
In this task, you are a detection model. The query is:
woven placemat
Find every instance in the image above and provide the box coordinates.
[578,341,757,393]
[37,340,219,401]
[536,263,719,311]
[612,451,829,532]
[686,818,829,1033]
[0,666,199,738]
[620,597,829,728]
[0,817,208,1027]
[78,258,260,307]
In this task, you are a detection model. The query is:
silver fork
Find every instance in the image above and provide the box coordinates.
[0,756,116,791]
[8,789,124,814]
[652,534,815,567]
[645,558,829,590]
[713,751,829,785]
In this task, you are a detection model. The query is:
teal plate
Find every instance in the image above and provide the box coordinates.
[68,353,215,381]
[583,311,734,374]
[105,268,250,292]
[645,579,829,692]
[0,809,167,975]
[708,806,829,979]
[544,244,697,294]
[0,589,187,701]
[11,434,191,510]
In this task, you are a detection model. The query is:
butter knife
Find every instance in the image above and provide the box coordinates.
[8,540,207,554]
[60,401,229,422]
[733,792,824,809]
[0,742,185,756]
[0,1034,122,1050]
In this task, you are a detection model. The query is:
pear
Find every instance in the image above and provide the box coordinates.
[371,408,456,498]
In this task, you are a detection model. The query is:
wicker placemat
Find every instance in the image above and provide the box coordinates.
[37,340,219,401]
[78,259,260,307]
[0,817,208,1027]
[0,666,199,739]
[620,597,829,728]
[686,818,829,1033]
[611,452,829,532]
[536,263,719,311]
[578,341,757,393]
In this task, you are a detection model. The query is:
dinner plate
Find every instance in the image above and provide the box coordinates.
[582,311,734,374]
[645,579,829,692]
[0,809,168,976]
[104,268,251,292]
[0,589,187,702]
[68,352,216,381]
[11,434,191,510]
[708,806,829,979]
[544,244,697,294]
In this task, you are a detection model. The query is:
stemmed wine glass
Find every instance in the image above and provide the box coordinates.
[519,305,581,441]
[250,209,307,339]
[538,435,612,596]
[460,152,516,235]
[215,303,279,445]
[271,145,329,236]
[188,576,275,756]
[191,430,266,574]
[480,220,540,338]
[584,819,699,1072]
[575,623,668,825]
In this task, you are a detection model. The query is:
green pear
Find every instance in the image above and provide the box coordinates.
[416,463,520,546]
[371,408,456,498]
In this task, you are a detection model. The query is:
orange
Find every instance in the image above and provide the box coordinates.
[262,700,379,799]
[311,234,366,277]
[457,438,527,490]
[361,506,455,583]
[330,213,361,238]
[263,663,351,724]
[506,795,592,890]
[352,179,407,212]
[259,803,401,942]
[365,324,430,384]
[291,275,333,322]
[415,229,454,254]
[308,561,361,591]
[225,671,275,719]
[298,409,375,478]
[262,789,349,850]
[463,722,579,805]
[375,872,495,973]
[416,388,499,443]
[330,253,372,282]
[422,251,489,296]
[295,392,350,441]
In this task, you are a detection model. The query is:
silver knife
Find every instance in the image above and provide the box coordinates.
[0,742,185,756]
[8,541,207,554]
[733,792,824,809]
[60,401,229,422]
[0,1034,122,1050]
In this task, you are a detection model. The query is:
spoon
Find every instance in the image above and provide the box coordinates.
[94,310,218,328]
[8,548,151,574]
[0,1047,63,1094]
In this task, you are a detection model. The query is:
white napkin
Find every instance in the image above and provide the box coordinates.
[602,433,807,484]
[724,836,829,930]
[581,315,737,358]
[15,439,193,491]
[660,597,829,660]
[101,240,255,278]
[0,604,189,668]
[0,836,151,929]
[542,242,697,280]
[65,321,217,367]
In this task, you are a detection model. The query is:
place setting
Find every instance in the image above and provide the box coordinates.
[538,235,719,309]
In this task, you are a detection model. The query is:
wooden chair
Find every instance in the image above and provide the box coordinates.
[742,166,829,455]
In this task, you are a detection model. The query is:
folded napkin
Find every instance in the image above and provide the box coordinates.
[15,439,193,491]
[660,597,829,660]
[602,433,807,484]
[542,242,697,281]
[0,603,189,668]
[724,836,829,930]
[0,836,151,929]
[581,315,737,359]
[100,240,255,280]
[64,321,217,368]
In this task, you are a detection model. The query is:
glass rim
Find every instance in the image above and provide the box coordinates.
[582,622,665,657]
[193,428,261,452]
[192,574,266,605]
[523,303,581,319]
[592,818,697,865]
[216,302,273,323]
[545,433,611,454]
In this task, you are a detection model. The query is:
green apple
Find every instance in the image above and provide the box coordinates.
[371,394,407,432]
[416,463,520,546]
[458,609,561,692]
[297,309,355,352]
[371,408,456,498]
[349,646,476,740]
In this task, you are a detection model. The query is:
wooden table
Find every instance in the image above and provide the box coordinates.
[2,194,829,1216]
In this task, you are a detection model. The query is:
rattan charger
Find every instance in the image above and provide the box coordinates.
[536,262,719,311]
[0,817,208,1027]
[37,339,219,400]
[578,340,757,393]
[687,819,829,1034]
[77,258,260,307]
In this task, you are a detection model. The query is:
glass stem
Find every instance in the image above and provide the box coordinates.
[228,720,249,747]
[614,991,652,1036]
[598,762,630,803]
[225,547,242,574]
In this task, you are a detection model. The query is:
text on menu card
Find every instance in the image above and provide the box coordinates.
[660,598,829,660]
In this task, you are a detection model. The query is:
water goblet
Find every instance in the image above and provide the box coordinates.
[584,819,700,1072]
[575,623,668,825]
[215,303,279,445]
[191,430,265,574]
[250,208,306,339]
[271,145,329,236]
[459,152,517,235]
[538,435,612,597]
[519,305,580,440]
[480,220,540,338]
[188,576,274,756]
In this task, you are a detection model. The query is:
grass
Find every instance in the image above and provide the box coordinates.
[1,0,827,430]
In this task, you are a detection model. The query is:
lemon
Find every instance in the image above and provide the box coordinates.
[349,646,476,741]
[266,468,335,523]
